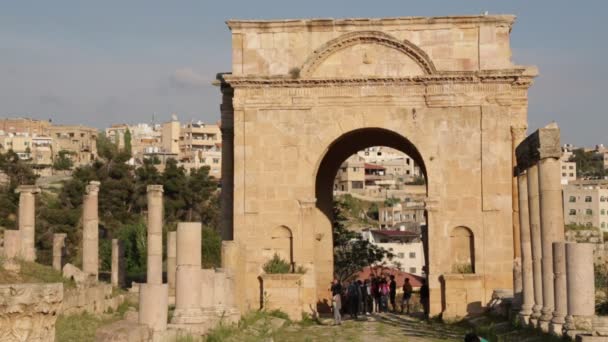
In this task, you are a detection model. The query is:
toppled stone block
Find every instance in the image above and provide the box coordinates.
[62,263,92,287]
[0,283,63,342]
[95,319,150,342]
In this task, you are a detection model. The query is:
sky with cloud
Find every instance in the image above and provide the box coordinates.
[1,0,606,146]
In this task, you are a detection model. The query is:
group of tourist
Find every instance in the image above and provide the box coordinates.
[330,274,429,325]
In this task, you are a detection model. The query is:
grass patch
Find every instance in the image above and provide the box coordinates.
[55,312,110,342]
[0,258,74,288]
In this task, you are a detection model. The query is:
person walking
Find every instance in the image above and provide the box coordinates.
[420,279,430,319]
[331,278,343,325]
[401,278,413,314]
[372,277,380,313]
[389,275,397,312]
[365,279,373,314]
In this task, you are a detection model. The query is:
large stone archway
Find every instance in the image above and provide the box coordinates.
[219,15,537,317]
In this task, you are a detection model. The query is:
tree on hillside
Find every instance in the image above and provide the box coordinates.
[124,128,132,157]
[332,198,394,282]
[0,151,38,229]
[53,150,74,170]
[571,149,607,179]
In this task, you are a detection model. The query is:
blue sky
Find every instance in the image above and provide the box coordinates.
[1,0,606,146]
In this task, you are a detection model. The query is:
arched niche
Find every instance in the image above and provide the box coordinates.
[269,225,294,270]
[450,226,475,274]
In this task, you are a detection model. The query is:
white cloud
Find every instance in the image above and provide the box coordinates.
[169,68,210,89]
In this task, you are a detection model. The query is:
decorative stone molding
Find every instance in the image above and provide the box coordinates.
[85,180,100,195]
[300,31,436,76]
[226,15,517,31]
[0,283,63,342]
[297,198,317,209]
[223,68,537,89]
[515,123,561,172]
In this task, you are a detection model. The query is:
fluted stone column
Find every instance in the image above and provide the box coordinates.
[16,185,40,262]
[52,233,67,271]
[550,242,567,335]
[172,222,204,324]
[139,184,168,332]
[146,185,163,285]
[82,181,100,279]
[111,239,125,287]
[167,231,177,292]
[517,172,534,324]
[527,164,543,326]
[538,157,564,331]
[565,243,595,333]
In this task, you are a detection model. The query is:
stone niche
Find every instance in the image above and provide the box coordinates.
[260,273,304,320]
[0,283,63,342]
[441,274,484,320]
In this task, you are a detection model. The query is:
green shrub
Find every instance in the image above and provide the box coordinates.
[263,254,291,274]
[452,263,473,274]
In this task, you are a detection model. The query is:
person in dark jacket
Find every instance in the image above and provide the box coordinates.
[389,275,397,312]
[419,279,429,319]
[347,281,360,319]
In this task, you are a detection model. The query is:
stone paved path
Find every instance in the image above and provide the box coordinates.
[274,313,468,342]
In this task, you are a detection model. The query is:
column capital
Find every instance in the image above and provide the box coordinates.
[15,185,40,194]
[147,184,164,193]
[86,181,100,195]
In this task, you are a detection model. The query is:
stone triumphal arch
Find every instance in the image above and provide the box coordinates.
[218,15,537,317]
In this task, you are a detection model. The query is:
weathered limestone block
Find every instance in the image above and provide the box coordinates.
[61,283,120,315]
[138,283,168,332]
[52,233,67,271]
[62,263,92,288]
[260,273,304,321]
[111,239,125,287]
[0,283,63,342]
[172,222,204,324]
[3,229,21,259]
[82,181,100,280]
[565,243,595,333]
[95,319,151,342]
[16,185,40,262]
[441,274,485,320]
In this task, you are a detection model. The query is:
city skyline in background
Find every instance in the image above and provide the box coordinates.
[1,0,607,146]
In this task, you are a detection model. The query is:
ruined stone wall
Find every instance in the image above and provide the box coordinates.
[61,283,127,315]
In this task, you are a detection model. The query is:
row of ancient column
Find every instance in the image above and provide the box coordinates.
[138,184,237,334]
[516,130,596,335]
[3,181,125,287]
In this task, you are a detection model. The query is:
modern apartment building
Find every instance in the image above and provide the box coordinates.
[47,125,98,166]
[378,202,426,229]
[563,180,608,231]
[361,228,426,276]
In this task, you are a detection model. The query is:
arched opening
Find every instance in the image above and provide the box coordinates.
[314,127,429,308]
[269,225,294,271]
[449,226,475,274]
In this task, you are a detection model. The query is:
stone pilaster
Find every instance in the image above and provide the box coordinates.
[565,243,595,334]
[82,181,100,279]
[167,231,177,292]
[550,242,567,335]
[52,233,67,271]
[16,185,40,262]
[517,172,534,324]
[526,164,543,326]
[172,222,204,324]
[220,83,234,241]
[111,239,125,287]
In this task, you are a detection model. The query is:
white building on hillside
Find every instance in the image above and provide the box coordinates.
[361,228,426,276]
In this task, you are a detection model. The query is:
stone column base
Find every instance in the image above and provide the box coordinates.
[518,313,530,326]
[139,283,168,332]
[549,322,564,336]
[529,317,539,328]
[171,308,206,324]
[539,318,551,332]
